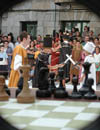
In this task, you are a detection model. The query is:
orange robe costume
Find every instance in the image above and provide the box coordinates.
[8,45,27,87]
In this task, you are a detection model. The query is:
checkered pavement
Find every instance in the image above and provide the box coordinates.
[0,99,100,130]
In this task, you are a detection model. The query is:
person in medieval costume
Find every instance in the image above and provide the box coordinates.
[8,31,31,88]
[70,40,83,83]
[50,41,60,74]
[59,34,72,86]
[80,42,96,90]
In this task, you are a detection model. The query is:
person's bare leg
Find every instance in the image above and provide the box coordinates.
[62,79,65,88]
[96,71,99,84]
[70,74,73,83]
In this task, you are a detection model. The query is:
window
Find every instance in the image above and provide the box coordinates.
[61,21,89,34]
[21,21,37,39]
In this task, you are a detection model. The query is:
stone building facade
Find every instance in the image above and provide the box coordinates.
[1,0,100,39]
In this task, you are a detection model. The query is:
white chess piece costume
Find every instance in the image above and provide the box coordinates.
[80,42,96,90]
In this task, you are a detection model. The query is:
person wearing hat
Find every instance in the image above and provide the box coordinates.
[80,42,96,90]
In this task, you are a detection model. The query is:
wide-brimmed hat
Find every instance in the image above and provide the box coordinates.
[83,42,95,54]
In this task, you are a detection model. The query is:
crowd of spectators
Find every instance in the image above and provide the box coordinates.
[0,25,100,85]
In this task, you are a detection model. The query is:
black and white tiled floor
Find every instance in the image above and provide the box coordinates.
[0,99,100,130]
[0,79,99,130]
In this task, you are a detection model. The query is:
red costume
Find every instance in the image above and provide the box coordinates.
[51,49,60,72]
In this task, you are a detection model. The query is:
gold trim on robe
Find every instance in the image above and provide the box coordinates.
[8,45,27,88]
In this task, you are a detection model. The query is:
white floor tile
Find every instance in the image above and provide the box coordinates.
[9,98,16,102]
[1,114,9,118]
[88,102,100,108]
[13,110,49,118]
[13,124,27,129]
[53,106,85,113]
[30,118,71,128]
[61,128,78,130]
[0,99,16,104]
[35,100,65,106]
[0,103,32,109]
[74,113,98,121]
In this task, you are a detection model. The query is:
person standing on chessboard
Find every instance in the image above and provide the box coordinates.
[80,42,96,90]
[8,31,31,88]
[32,46,51,88]
[59,34,72,87]
[50,40,61,75]
[32,36,52,88]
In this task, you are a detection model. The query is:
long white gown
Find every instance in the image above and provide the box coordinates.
[80,54,96,90]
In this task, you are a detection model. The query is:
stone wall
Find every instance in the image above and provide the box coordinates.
[1,0,100,39]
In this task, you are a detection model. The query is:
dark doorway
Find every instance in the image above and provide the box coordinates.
[21,21,37,39]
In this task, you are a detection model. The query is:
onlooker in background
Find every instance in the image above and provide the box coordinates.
[38,40,44,51]
[27,41,36,53]
[72,38,77,46]
[0,43,8,64]
[82,26,89,40]
[15,36,21,47]
[4,40,13,75]
[94,37,99,47]
[34,39,38,45]
[27,41,35,66]
[3,36,8,41]
[81,35,90,47]
[71,27,76,38]
[0,43,8,77]
[0,34,4,42]
[75,31,82,42]
[89,37,94,43]
[8,34,14,50]
[34,44,41,59]
[8,32,14,43]
[69,39,73,48]
[94,46,100,85]
[89,30,95,39]
[98,33,100,39]
[29,65,35,80]
[37,35,42,42]
[59,29,63,42]
[55,32,60,42]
